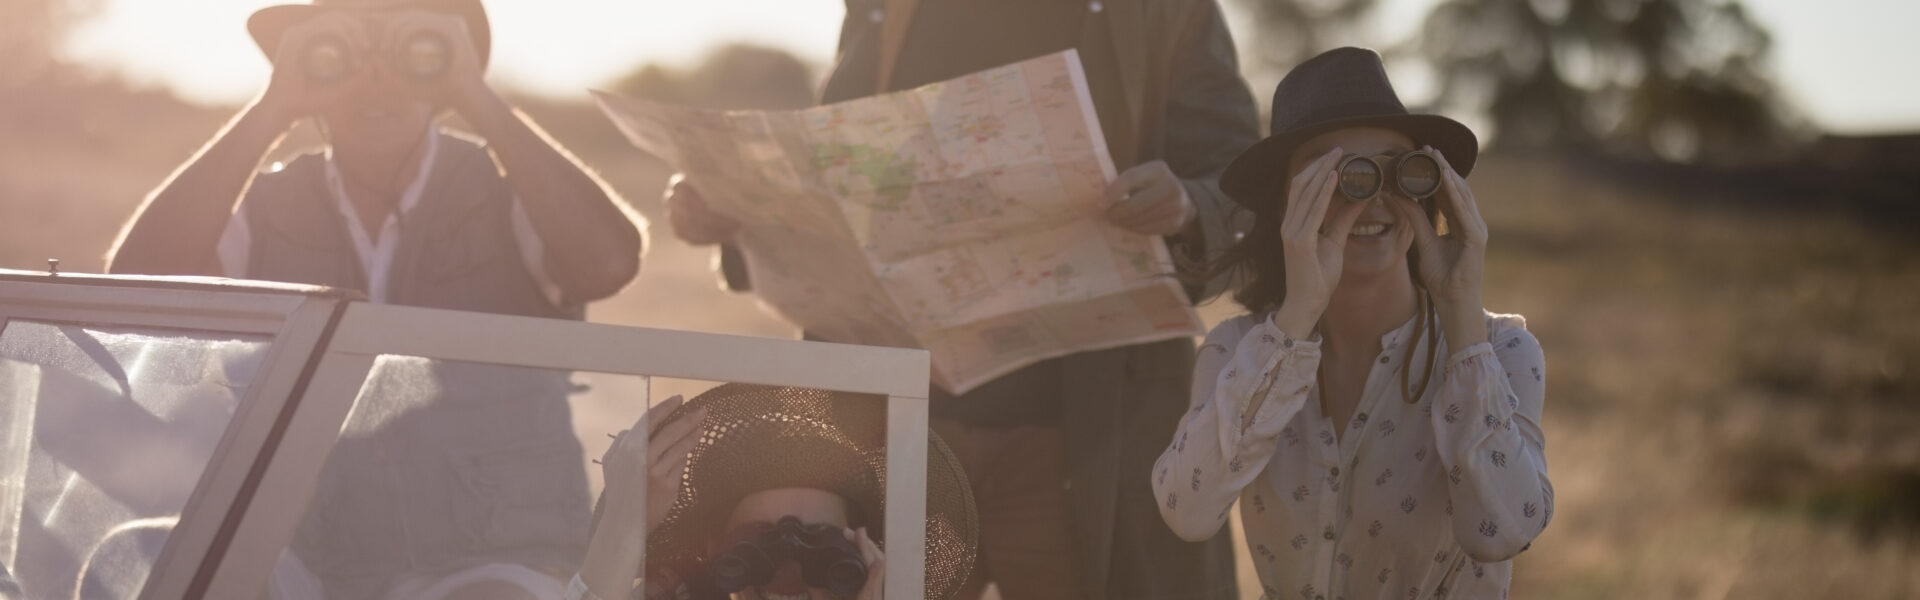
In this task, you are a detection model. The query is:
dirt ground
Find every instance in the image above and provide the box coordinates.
[3,84,1918,598]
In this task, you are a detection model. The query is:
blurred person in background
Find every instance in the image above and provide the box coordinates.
[662,1,1260,597]
[105,1,642,598]
[573,385,978,600]
[1152,47,1552,599]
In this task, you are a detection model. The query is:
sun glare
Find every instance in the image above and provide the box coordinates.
[60,0,846,105]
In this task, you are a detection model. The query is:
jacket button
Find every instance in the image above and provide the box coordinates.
[1089,1,1104,13]
[1323,529,1335,540]
[1063,479,1073,491]
[1330,467,1340,477]
[868,8,884,23]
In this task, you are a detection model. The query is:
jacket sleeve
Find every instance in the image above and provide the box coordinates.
[1161,0,1262,300]
[1429,316,1554,561]
[1153,315,1320,541]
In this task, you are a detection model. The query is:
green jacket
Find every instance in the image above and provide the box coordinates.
[727,1,1261,597]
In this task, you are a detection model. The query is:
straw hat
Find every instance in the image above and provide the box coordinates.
[642,384,978,599]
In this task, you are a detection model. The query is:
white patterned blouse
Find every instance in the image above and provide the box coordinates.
[1153,310,1552,600]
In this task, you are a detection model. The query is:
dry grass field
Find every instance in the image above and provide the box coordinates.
[3,80,1917,598]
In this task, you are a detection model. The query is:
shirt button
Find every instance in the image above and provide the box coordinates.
[1330,467,1340,477]
[1089,0,1105,13]
[867,8,884,23]
[1062,478,1073,491]
[1379,356,1390,364]
[1323,530,1336,540]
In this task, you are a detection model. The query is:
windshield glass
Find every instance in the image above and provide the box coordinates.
[263,356,652,600]
[0,319,269,600]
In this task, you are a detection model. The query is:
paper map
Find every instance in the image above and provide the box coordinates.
[594,50,1204,394]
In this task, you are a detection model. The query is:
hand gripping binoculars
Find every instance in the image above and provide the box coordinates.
[300,28,452,84]
[707,516,868,598]
[1335,149,1444,201]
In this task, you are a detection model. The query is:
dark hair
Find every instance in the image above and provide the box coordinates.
[1212,185,1443,316]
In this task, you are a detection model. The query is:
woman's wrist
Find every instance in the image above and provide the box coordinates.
[1434,296,1488,348]
[1269,300,1323,342]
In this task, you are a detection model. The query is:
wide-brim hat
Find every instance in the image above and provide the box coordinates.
[247,0,491,70]
[643,384,978,599]
[1221,47,1478,210]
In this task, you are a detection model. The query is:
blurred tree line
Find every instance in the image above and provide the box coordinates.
[0,0,97,86]
[0,0,1814,166]
[1233,0,1801,164]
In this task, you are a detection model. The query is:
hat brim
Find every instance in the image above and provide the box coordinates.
[246,0,491,70]
[1220,113,1479,210]
[638,384,979,600]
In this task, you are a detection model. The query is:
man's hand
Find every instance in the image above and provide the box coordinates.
[664,175,743,246]
[258,12,372,124]
[1102,160,1195,236]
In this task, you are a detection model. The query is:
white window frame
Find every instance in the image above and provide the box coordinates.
[0,270,347,600]
[200,301,933,600]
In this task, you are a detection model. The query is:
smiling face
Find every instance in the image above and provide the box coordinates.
[718,488,854,600]
[1288,126,1424,283]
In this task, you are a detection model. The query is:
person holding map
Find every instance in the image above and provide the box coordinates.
[660,1,1259,598]
[1152,47,1552,599]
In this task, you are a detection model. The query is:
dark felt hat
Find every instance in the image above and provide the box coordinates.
[247,0,491,69]
[1220,47,1478,209]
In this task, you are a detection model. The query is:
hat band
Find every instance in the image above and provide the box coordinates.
[1272,101,1409,135]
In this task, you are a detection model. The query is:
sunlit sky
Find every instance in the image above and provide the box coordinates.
[59,0,1920,135]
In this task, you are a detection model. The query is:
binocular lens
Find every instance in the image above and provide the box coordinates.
[399,32,452,80]
[1397,153,1441,198]
[303,36,353,84]
[710,544,773,592]
[822,558,868,597]
[1337,156,1383,200]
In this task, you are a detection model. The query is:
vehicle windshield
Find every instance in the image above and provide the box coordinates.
[0,319,269,599]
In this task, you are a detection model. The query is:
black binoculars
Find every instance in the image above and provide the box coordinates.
[1335,149,1443,201]
[708,516,867,598]
[300,29,452,84]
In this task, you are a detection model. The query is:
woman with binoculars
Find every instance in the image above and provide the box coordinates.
[1152,47,1554,600]
[576,385,979,600]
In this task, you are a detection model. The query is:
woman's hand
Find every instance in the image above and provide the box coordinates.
[1388,146,1489,346]
[850,526,885,600]
[1271,148,1369,339]
[601,395,705,532]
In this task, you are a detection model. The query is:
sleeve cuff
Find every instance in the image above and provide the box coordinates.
[1445,341,1496,369]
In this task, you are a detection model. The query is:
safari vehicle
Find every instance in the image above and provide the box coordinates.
[0,268,931,600]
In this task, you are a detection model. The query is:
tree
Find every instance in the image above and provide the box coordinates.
[1233,0,1380,74]
[1415,0,1797,162]
[606,44,815,111]
[0,0,99,86]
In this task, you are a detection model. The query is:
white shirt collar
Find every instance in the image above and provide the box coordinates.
[321,126,441,303]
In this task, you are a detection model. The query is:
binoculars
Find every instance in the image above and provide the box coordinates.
[1335,150,1443,201]
[300,29,452,84]
[707,516,867,598]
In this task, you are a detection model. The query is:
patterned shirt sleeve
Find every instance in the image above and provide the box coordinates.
[1428,314,1553,561]
[1153,314,1322,541]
